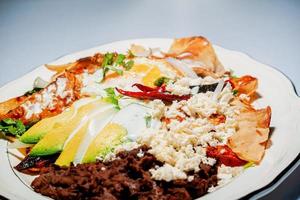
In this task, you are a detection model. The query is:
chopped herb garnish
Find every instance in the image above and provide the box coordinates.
[105,87,115,96]
[103,87,122,110]
[3,118,16,125]
[154,76,170,87]
[243,161,255,169]
[102,53,114,67]
[124,60,134,70]
[232,90,238,96]
[144,114,152,128]
[0,118,27,137]
[101,53,134,81]
[24,87,43,96]
[106,65,124,75]
[115,54,126,66]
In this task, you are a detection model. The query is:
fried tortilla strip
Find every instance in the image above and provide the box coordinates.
[228,106,271,163]
[230,75,258,96]
[192,67,218,78]
[45,62,77,73]
[168,36,225,76]
[0,96,27,116]
[48,53,104,81]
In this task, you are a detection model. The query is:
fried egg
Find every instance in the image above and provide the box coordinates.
[103,57,184,89]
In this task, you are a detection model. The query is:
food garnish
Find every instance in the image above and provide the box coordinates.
[0,118,27,137]
[232,89,238,96]
[101,52,134,81]
[103,87,122,110]
[116,86,191,102]
[144,114,152,128]
[24,87,43,96]
[154,76,170,87]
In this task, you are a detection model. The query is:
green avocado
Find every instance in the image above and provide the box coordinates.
[82,123,127,163]
[19,108,75,144]
[29,100,110,157]
[54,107,117,166]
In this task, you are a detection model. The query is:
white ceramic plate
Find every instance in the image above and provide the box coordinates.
[0,39,299,200]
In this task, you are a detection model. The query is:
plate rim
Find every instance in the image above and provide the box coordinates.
[0,37,299,200]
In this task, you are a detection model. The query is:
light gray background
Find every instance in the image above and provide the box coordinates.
[0,0,299,199]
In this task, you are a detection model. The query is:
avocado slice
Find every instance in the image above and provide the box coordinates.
[55,108,116,166]
[29,100,110,157]
[19,107,75,144]
[54,122,89,166]
[81,123,127,163]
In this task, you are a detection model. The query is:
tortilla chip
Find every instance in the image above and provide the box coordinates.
[228,106,271,163]
[168,36,225,76]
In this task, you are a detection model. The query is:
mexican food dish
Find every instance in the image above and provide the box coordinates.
[0,36,271,200]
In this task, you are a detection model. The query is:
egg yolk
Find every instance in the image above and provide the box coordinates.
[131,63,164,87]
[142,66,162,87]
[131,64,150,74]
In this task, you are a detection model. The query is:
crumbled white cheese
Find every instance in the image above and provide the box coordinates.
[22,101,43,119]
[137,149,144,158]
[149,99,165,119]
[41,89,53,109]
[114,141,140,153]
[166,82,191,96]
[208,185,216,193]
[98,141,141,162]
[217,164,243,186]
[187,92,217,117]
[187,175,194,182]
[166,77,219,96]
[137,129,217,180]
[56,78,68,98]
[164,101,186,119]
[100,152,117,162]
[150,163,187,182]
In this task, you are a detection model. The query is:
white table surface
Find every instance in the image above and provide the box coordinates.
[0,0,299,199]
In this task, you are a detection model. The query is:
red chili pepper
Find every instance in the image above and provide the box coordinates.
[132,83,166,92]
[206,145,247,167]
[225,79,235,88]
[116,87,190,102]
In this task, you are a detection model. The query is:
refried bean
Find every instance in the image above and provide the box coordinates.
[32,145,218,200]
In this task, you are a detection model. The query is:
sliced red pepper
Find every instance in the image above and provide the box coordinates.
[161,116,184,124]
[116,87,190,102]
[225,79,235,88]
[206,145,247,167]
[208,113,226,125]
[132,83,166,92]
